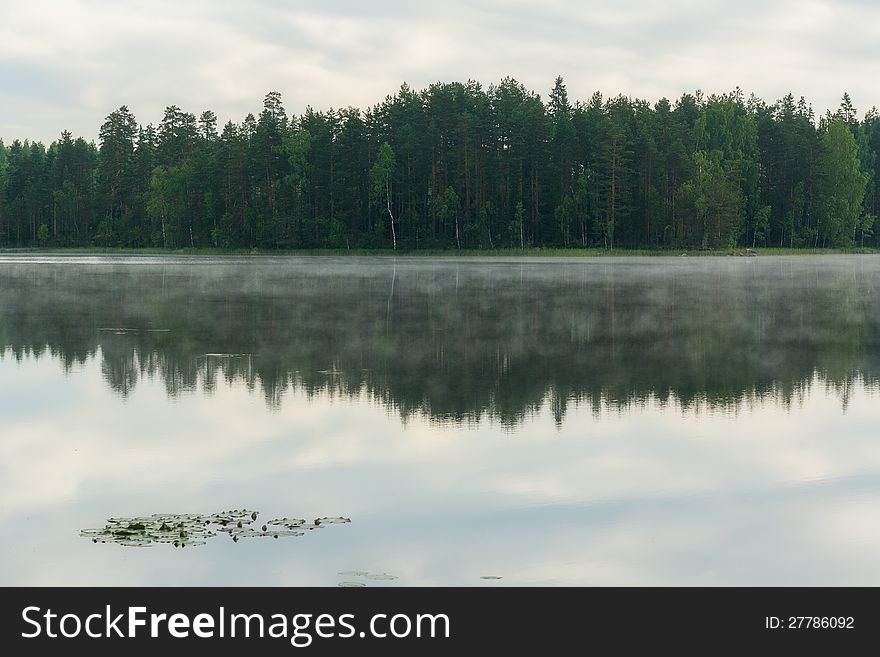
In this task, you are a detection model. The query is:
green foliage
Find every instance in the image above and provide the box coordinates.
[677,150,744,248]
[370,142,395,199]
[859,214,876,247]
[3,85,880,249]
[816,119,868,246]
[751,205,771,247]
[478,199,497,247]
[370,142,396,248]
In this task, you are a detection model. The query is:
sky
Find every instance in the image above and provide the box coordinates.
[2,0,880,144]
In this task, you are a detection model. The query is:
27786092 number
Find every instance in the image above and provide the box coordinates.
[765,616,854,629]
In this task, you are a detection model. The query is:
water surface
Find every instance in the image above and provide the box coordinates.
[1,254,879,585]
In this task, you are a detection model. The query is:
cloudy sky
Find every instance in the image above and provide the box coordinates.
[2,0,879,144]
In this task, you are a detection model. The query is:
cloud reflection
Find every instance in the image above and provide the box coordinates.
[2,351,880,585]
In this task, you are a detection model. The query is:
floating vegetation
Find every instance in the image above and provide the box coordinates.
[480,576,503,580]
[81,509,350,548]
[267,517,307,529]
[337,571,398,585]
[338,581,367,588]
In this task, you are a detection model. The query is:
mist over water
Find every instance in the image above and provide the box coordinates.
[2,254,879,420]
[2,254,880,585]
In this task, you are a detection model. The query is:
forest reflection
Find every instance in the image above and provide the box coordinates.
[1,255,879,426]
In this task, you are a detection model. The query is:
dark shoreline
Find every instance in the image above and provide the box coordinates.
[2,246,878,257]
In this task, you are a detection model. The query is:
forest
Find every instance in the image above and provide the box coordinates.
[0,77,879,250]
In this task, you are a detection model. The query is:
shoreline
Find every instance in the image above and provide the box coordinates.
[1,246,878,257]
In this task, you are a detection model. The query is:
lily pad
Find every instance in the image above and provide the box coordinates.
[336,570,399,582]
[267,518,306,529]
[81,509,350,549]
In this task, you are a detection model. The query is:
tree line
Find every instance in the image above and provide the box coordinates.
[1,78,879,250]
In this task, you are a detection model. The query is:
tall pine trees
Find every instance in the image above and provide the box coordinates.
[1,82,879,250]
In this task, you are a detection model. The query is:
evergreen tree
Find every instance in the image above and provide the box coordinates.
[2,81,880,250]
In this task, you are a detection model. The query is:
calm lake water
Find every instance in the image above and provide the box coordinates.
[2,254,880,586]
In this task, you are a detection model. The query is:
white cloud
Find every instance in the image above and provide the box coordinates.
[1,2,879,151]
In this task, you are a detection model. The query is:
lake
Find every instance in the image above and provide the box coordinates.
[1,254,879,586]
